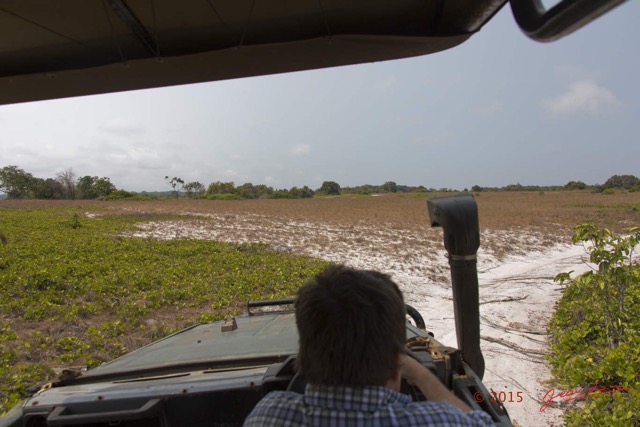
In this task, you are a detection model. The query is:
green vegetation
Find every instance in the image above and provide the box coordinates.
[183,181,205,198]
[103,190,159,201]
[204,181,315,200]
[549,223,640,426]
[77,176,117,199]
[3,164,639,200]
[471,175,640,194]
[0,207,328,414]
[319,180,341,195]
[0,165,117,200]
[600,175,640,192]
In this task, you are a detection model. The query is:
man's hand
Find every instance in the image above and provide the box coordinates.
[398,353,472,413]
[398,353,430,386]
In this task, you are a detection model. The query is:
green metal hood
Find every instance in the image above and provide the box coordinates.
[84,313,299,379]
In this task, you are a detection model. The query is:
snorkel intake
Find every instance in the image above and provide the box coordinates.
[427,195,485,379]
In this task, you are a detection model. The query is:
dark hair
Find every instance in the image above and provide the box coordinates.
[295,265,406,386]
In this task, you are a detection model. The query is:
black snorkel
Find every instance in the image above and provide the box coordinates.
[427,195,485,379]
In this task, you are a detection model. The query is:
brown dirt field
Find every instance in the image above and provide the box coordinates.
[4,189,639,230]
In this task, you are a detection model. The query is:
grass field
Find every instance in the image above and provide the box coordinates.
[1,190,640,414]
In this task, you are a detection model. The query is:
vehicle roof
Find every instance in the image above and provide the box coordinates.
[0,0,506,105]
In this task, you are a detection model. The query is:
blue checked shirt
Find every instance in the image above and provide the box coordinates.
[244,384,496,426]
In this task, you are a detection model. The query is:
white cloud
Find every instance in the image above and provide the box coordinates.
[544,79,621,116]
[477,100,503,116]
[291,144,311,156]
[105,146,161,168]
[99,118,146,136]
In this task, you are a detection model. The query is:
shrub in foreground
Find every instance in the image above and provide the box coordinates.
[549,223,640,426]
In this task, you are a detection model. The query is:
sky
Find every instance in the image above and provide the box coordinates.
[0,2,638,193]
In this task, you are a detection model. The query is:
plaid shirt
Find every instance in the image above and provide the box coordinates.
[244,384,496,427]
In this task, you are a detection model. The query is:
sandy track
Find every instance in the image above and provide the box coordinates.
[474,246,591,426]
[130,211,591,426]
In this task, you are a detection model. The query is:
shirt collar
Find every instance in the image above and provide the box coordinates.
[303,384,411,412]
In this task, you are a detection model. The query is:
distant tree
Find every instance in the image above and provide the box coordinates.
[286,187,300,199]
[165,176,184,198]
[206,181,236,196]
[93,177,116,197]
[603,175,639,190]
[382,181,397,193]
[504,183,524,191]
[395,185,414,193]
[319,181,341,195]
[272,189,291,199]
[56,168,77,200]
[77,176,97,198]
[77,176,116,199]
[0,165,38,199]
[564,180,587,190]
[236,183,256,199]
[300,185,314,198]
[253,184,274,199]
[471,185,483,192]
[103,189,137,200]
[341,184,375,195]
[35,178,65,199]
[183,181,205,198]
[289,186,315,199]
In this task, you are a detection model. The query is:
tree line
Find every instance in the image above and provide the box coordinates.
[1,165,638,200]
[470,175,640,193]
[0,165,117,200]
[164,176,317,200]
[163,179,431,200]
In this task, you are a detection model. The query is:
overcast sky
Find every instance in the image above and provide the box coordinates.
[1,3,638,193]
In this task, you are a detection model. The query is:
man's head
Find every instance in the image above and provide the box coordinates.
[295,265,406,387]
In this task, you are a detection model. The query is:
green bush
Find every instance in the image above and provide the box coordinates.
[0,207,329,413]
[206,193,242,200]
[102,190,159,201]
[549,223,640,426]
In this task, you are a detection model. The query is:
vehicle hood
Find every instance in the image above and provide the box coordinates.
[83,313,298,378]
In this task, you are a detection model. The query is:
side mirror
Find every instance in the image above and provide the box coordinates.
[510,0,627,42]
